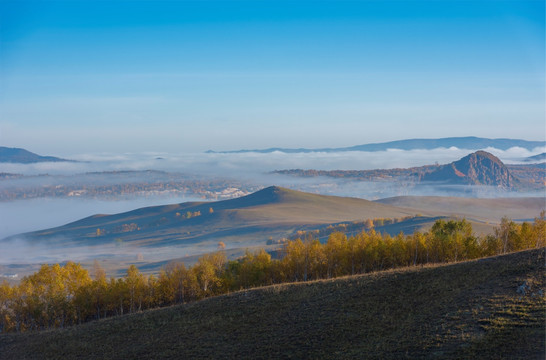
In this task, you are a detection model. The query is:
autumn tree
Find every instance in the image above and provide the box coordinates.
[193,252,226,297]
[238,249,272,288]
[495,217,520,254]
[532,210,546,248]
[125,265,147,313]
[158,261,191,305]
[324,232,348,278]
[88,260,108,319]
[0,281,14,333]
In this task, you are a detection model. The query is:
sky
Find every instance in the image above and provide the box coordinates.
[0,0,544,155]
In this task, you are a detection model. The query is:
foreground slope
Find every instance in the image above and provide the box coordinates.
[2,249,544,359]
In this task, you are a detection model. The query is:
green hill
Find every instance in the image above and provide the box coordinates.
[1,248,543,359]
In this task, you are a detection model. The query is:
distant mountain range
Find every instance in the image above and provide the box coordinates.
[275,151,544,190]
[0,147,72,163]
[208,137,546,153]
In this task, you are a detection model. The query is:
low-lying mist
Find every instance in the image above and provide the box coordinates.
[1,146,544,177]
[1,146,544,245]
[0,196,204,240]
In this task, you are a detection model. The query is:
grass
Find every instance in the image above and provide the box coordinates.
[1,248,544,359]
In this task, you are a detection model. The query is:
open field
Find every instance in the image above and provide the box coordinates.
[1,248,544,359]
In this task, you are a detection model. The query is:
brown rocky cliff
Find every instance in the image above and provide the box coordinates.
[423,151,517,188]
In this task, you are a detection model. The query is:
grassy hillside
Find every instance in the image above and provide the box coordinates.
[12,186,420,247]
[1,248,544,359]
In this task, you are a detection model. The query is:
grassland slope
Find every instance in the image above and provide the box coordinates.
[1,248,544,359]
[6,186,418,247]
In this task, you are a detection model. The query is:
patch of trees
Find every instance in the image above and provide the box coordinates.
[1,213,544,333]
[279,216,417,244]
[175,211,202,219]
[93,210,208,238]
[113,223,140,233]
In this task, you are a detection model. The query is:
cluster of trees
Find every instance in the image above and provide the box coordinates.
[283,216,416,244]
[175,211,202,219]
[95,209,211,238]
[1,214,544,333]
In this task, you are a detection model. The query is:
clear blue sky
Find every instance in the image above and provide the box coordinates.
[0,0,544,154]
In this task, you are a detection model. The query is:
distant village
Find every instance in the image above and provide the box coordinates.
[0,174,256,202]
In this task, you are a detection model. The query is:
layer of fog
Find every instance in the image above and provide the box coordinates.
[1,146,544,177]
[1,146,544,257]
[0,235,210,266]
[0,196,203,240]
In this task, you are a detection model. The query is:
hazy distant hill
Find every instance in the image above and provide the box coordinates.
[524,152,546,162]
[209,136,545,153]
[1,249,543,359]
[275,150,543,191]
[422,151,518,188]
[0,147,72,163]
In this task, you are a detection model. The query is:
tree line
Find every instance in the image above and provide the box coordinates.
[1,213,544,333]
